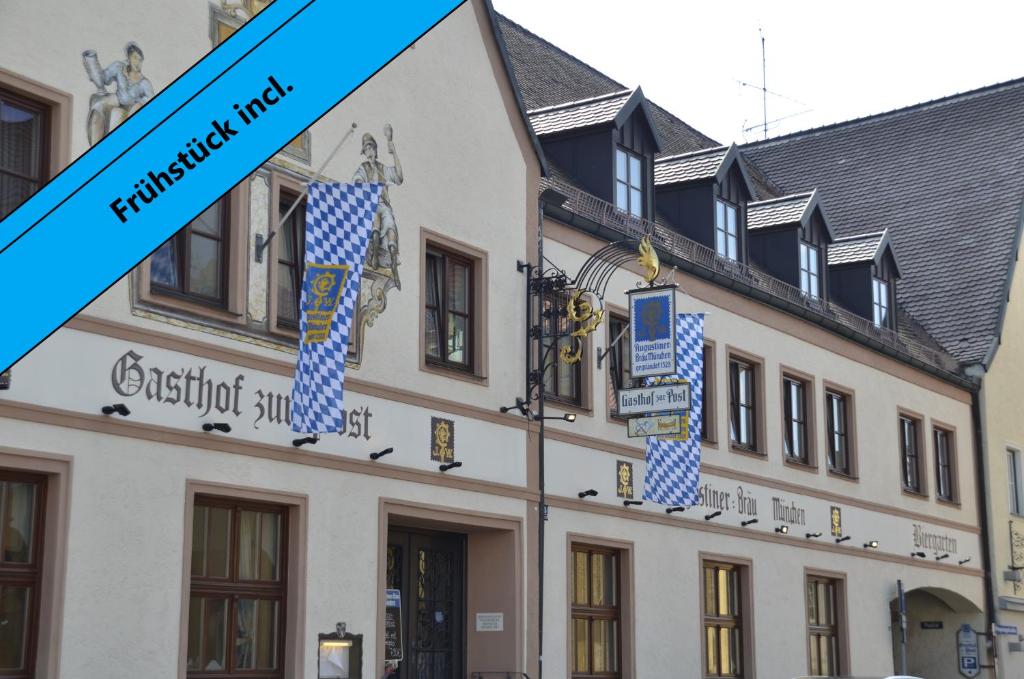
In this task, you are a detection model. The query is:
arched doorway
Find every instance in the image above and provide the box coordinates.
[890,586,988,679]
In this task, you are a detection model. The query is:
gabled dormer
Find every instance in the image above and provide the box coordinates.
[528,87,661,219]
[827,229,901,328]
[654,144,756,262]
[746,189,835,300]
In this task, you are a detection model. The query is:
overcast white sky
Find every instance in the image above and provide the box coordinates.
[492,0,1024,144]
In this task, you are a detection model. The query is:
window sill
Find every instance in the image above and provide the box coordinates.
[138,289,245,326]
[783,456,819,474]
[827,469,859,483]
[730,444,765,459]
[902,487,930,501]
[701,437,719,450]
[936,497,961,509]
[546,395,592,418]
[420,360,488,386]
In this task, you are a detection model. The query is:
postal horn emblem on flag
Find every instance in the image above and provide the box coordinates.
[291,182,383,433]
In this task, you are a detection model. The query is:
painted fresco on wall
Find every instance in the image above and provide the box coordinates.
[82,43,154,146]
[210,1,311,163]
[347,124,404,366]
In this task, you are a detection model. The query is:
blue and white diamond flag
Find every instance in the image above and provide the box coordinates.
[642,313,704,505]
[291,182,382,433]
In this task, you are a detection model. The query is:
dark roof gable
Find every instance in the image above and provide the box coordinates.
[744,77,1024,365]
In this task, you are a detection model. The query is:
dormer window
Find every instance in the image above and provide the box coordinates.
[799,242,820,299]
[715,199,739,260]
[872,278,890,328]
[615,148,643,218]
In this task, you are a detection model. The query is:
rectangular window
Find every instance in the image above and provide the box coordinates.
[0,473,44,679]
[151,198,231,308]
[424,247,474,371]
[703,562,744,678]
[806,576,842,677]
[934,428,955,502]
[0,88,49,220]
[607,315,635,418]
[900,415,923,494]
[783,377,809,464]
[543,291,583,406]
[729,358,757,451]
[615,148,643,218]
[872,278,890,328]
[825,391,851,475]
[276,192,305,330]
[187,497,287,677]
[571,545,621,678]
[715,199,739,261]
[799,242,820,299]
[1010,449,1023,515]
[701,344,715,442]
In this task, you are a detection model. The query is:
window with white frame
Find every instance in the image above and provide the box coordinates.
[1010,448,1023,515]
[799,242,820,299]
[872,278,890,328]
[715,199,739,261]
[614,148,643,218]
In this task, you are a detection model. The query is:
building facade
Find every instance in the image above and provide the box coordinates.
[0,2,1004,679]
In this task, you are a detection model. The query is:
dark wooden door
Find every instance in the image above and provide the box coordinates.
[386,529,465,679]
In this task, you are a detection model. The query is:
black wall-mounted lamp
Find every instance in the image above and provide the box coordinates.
[292,436,318,447]
[578,489,598,499]
[369,447,394,460]
[911,551,927,558]
[499,398,528,416]
[959,557,972,566]
[534,412,576,423]
[741,518,758,527]
[439,461,462,472]
[705,511,722,521]
[835,535,851,544]
[935,553,950,561]
[775,525,789,534]
[863,540,879,549]
[0,370,10,390]
[101,403,131,417]
[623,500,643,507]
[666,506,686,514]
[202,422,232,433]
[805,532,822,539]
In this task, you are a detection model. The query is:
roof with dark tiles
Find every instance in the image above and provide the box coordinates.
[654,146,729,185]
[748,192,815,230]
[496,13,718,156]
[528,89,634,136]
[827,231,888,266]
[744,78,1024,365]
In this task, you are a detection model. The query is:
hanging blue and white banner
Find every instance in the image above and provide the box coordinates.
[642,313,704,505]
[291,182,382,433]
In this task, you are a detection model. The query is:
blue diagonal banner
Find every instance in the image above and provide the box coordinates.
[0,0,463,372]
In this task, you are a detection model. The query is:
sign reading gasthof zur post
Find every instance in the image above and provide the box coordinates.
[628,286,677,378]
[618,383,690,416]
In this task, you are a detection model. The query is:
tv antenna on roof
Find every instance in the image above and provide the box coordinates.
[737,28,811,139]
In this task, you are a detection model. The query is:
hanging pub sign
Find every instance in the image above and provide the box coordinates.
[627,285,677,378]
[617,382,690,416]
[616,461,634,498]
[384,588,403,662]
[626,414,684,438]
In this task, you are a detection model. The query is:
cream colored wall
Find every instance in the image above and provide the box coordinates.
[0,0,535,416]
[980,246,1024,674]
[542,237,979,521]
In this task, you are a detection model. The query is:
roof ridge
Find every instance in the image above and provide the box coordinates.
[526,88,634,115]
[495,12,627,94]
[831,230,887,243]
[748,191,815,207]
[655,145,729,163]
[745,75,1024,149]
